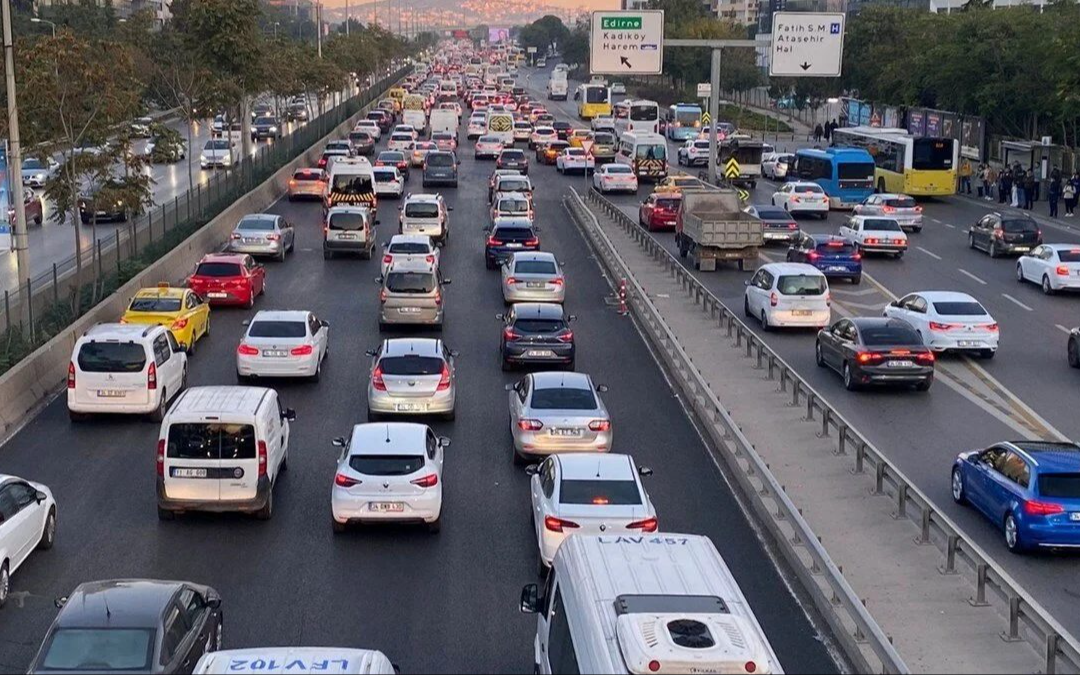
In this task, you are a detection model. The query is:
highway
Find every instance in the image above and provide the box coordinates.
[0,123,840,672]
[522,67,1080,636]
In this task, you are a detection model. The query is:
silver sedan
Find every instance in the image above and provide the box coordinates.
[852,193,924,233]
[227,214,296,262]
[367,338,457,421]
[501,252,565,304]
[507,371,612,465]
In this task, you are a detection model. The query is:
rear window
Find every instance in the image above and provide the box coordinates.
[379,355,444,376]
[655,198,681,210]
[838,162,875,180]
[514,318,565,334]
[349,132,372,142]
[427,153,454,167]
[248,321,307,338]
[531,387,598,410]
[379,152,404,162]
[349,455,424,476]
[815,240,857,255]
[500,180,530,192]
[167,423,257,460]
[777,274,827,296]
[388,241,430,254]
[754,207,790,220]
[237,218,275,231]
[195,262,242,277]
[386,272,436,293]
[293,170,322,182]
[559,479,642,506]
[795,184,824,194]
[497,198,530,213]
[501,150,525,160]
[607,165,633,174]
[129,297,181,312]
[884,197,917,208]
[514,260,557,275]
[39,628,154,671]
[694,141,710,149]
[862,218,902,232]
[405,202,440,218]
[1058,250,1080,263]
[77,342,146,373]
[1001,219,1038,233]
[932,301,986,316]
[328,212,367,231]
[373,169,398,181]
[860,325,922,346]
[1038,474,1080,498]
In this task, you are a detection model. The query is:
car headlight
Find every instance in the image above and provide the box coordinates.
[269,126,278,133]
[199,154,209,163]
[34,173,45,181]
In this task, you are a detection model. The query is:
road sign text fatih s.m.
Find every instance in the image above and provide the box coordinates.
[769,12,845,78]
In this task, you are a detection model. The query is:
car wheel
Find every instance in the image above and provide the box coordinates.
[310,359,321,383]
[443,408,456,421]
[815,341,825,367]
[277,247,286,263]
[843,362,859,391]
[1004,513,1024,553]
[427,516,441,534]
[214,616,223,652]
[367,407,380,422]
[38,507,56,550]
[0,562,9,609]
[852,275,862,285]
[951,467,967,504]
[254,489,273,521]
[743,296,752,318]
[914,227,922,233]
[760,310,772,332]
[1015,264,1025,283]
[68,409,89,423]
[980,349,996,359]
[915,377,933,392]
[157,507,175,521]
[332,518,347,534]
[968,233,976,249]
[988,240,999,258]
[150,389,167,422]
[1068,337,1080,368]
[1042,275,1055,295]
[33,215,42,226]
[186,336,196,357]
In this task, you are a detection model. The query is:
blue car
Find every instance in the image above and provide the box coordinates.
[952,441,1080,553]
[785,233,862,284]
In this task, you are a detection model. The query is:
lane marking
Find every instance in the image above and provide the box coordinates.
[930,217,941,224]
[1056,324,1072,334]
[836,300,886,311]
[916,246,942,260]
[957,268,986,285]
[831,287,883,297]
[944,223,956,229]
[1000,293,1033,312]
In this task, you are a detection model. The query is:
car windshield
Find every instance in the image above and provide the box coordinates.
[427,154,454,167]
[777,274,827,296]
[932,301,987,316]
[349,455,424,476]
[237,218,275,231]
[39,628,155,671]
[860,325,922,346]
[24,158,47,169]
[167,423,257,460]
[379,355,444,376]
[1001,219,1038,233]
[405,202,440,218]
[248,320,306,338]
[206,140,230,150]
[386,272,436,293]
[129,296,181,312]
[328,212,367,231]
[77,342,146,373]
[531,386,598,410]
[514,260,557,275]
[862,218,903,232]
[195,262,242,277]
[559,479,642,506]
[1038,473,1080,498]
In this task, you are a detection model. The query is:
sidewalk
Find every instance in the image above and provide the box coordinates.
[953,191,1080,235]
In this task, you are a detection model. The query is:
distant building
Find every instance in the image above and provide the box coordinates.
[37,0,172,26]
[714,0,761,23]
[620,0,652,8]
[265,0,316,22]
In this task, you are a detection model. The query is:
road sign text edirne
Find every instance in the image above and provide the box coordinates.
[769,12,845,78]
[590,10,664,76]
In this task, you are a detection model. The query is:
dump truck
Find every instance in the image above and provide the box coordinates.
[675,186,763,271]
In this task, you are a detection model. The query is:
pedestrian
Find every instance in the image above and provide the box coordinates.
[813,123,824,143]
[999,168,1011,205]
[1048,173,1062,218]
[1064,173,1079,217]
[1023,172,1036,210]
[959,158,973,194]
[985,165,997,201]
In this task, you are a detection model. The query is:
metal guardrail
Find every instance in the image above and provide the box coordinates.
[578,187,1080,675]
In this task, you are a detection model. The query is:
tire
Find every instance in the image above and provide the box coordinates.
[1015,264,1025,283]
[332,518,347,534]
[988,240,999,259]
[980,349,996,360]
[254,489,273,521]
[186,335,196,357]
[968,233,976,249]
[157,507,175,521]
[323,249,332,260]
[247,291,256,309]
[743,296,752,318]
[277,247,286,263]
[1004,513,1024,553]
[427,517,441,534]
[0,562,9,609]
[852,275,862,285]
[38,508,56,550]
[150,389,167,423]
[760,310,772,332]
[1068,337,1080,368]
[367,407,380,422]
[1042,275,1055,295]
[894,251,904,259]
[513,450,528,466]
[310,359,321,383]
[68,409,89,423]
[913,227,922,233]
[815,341,825,367]
[443,408,456,421]
[378,321,388,332]
[33,215,42,226]
[951,467,967,504]
[842,362,858,391]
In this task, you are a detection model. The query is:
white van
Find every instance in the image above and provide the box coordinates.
[615,131,669,182]
[402,108,427,135]
[324,156,376,210]
[486,112,515,146]
[156,386,294,521]
[194,648,396,674]
[68,323,188,423]
[520,534,782,675]
[429,109,459,135]
[744,262,831,330]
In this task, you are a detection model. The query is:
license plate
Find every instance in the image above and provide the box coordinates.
[395,402,425,412]
[526,282,545,289]
[369,502,405,513]
[243,238,261,244]
[507,243,522,248]
[1070,513,1080,522]
[526,349,554,358]
[96,389,126,398]
[887,360,915,368]
[207,292,227,299]
[957,340,980,347]
[828,266,847,272]
[172,468,207,478]
[263,350,289,357]
[1014,246,1029,252]
[399,307,422,314]
[792,310,813,317]
[338,233,357,240]
[550,428,582,437]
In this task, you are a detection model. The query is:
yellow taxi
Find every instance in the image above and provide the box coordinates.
[567,129,594,149]
[121,283,210,354]
[653,174,703,195]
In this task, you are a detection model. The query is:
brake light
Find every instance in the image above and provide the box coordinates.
[627,517,658,532]
[1024,500,1065,516]
[993,229,1004,239]
[371,364,387,391]
[788,222,798,230]
[929,322,960,332]
[882,206,896,214]
[156,439,166,477]
[257,440,268,477]
[807,252,820,261]
[853,253,862,261]
[317,158,327,168]
[505,277,519,285]
[383,254,393,265]
[171,318,188,330]
[769,292,778,307]
[503,327,521,341]
[434,289,442,306]
[914,206,924,213]
[67,361,76,389]
[291,344,314,356]
[266,233,281,241]
[856,351,885,364]
[1057,265,1070,276]
[237,344,259,356]
[865,237,879,245]
[517,419,543,431]
[334,473,359,488]
[425,254,435,264]
[915,351,936,363]
[410,473,439,488]
[487,236,503,246]
[524,237,539,247]
[436,363,451,390]
[379,289,388,303]
[544,516,579,533]
[983,323,999,332]
[147,362,158,390]
[288,179,296,187]
[588,419,611,431]
[231,233,242,239]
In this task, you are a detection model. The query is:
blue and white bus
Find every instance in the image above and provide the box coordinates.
[790,148,876,209]
[665,103,702,141]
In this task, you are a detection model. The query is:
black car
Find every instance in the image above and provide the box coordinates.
[496,148,529,175]
[423,151,459,187]
[745,204,799,245]
[485,217,540,269]
[77,180,129,224]
[28,579,223,674]
[816,317,935,391]
[367,109,393,133]
[498,302,576,371]
[969,213,1042,258]
[348,130,377,155]
[786,233,863,284]
[552,120,572,140]
[251,117,282,140]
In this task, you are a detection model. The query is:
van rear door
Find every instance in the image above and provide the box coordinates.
[74,340,151,408]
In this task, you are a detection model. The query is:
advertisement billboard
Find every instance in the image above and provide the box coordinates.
[907,109,926,137]
[960,116,984,161]
[488,26,510,44]
[925,110,942,137]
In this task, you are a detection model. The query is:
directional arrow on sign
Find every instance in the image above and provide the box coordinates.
[800,62,811,71]
[723,157,741,179]
[620,56,632,68]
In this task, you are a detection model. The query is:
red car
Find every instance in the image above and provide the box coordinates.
[187,253,266,308]
[9,191,43,226]
[639,193,683,232]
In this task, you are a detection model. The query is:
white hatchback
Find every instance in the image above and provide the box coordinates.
[1016,244,1080,294]
[772,181,830,218]
[236,310,330,382]
[387,133,414,153]
[331,423,448,533]
[0,474,57,608]
[381,234,439,277]
[354,119,382,140]
[592,164,638,194]
[372,166,405,199]
[883,291,999,358]
[744,262,831,330]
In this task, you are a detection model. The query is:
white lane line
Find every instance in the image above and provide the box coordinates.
[1056,324,1072,334]
[916,246,942,260]
[1001,293,1034,311]
[957,268,987,285]
[930,217,942,224]
[944,223,956,229]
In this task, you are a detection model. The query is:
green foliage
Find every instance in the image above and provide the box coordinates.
[518,15,570,54]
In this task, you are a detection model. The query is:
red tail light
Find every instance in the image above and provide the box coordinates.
[266,233,281,241]
[334,473,360,488]
[524,237,539,247]
[769,292,778,307]
[864,237,879,245]
[383,254,393,265]
[436,363,451,390]
[983,323,999,332]
[505,277,519,285]
[318,158,327,168]
[550,278,564,286]
[434,289,442,306]
[67,361,76,389]
[788,222,798,230]
[807,252,820,261]
[557,330,574,343]
[517,419,543,431]
[914,206,924,213]
[379,289,388,303]
[411,473,439,488]
[928,322,959,332]
[171,318,188,330]
[147,362,158,390]
[425,254,435,264]
[503,327,521,341]
[1024,500,1064,516]
[257,440,268,477]
[544,516,580,533]
[372,365,387,391]
[915,351,936,363]
[852,253,863,261]
[237,344,259,356]
[856,351,885,364]
[487,236,503,246]
[291,344,314,356]
[156,439,166,477]
[882,205,896,214]
[1056,265,1070,276]
[627,517,658,532]
[588,419,611,431]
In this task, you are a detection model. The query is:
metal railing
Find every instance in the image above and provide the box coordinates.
[578,186,1080,675]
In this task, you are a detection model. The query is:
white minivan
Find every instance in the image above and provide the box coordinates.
[67,323,188,423]
[156,386,294,521]
[194,648,396,674]
[744,262,831,330]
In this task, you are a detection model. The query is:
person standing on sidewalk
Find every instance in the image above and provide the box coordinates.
[958,158,973,194]
[1011,166,1023,207]
[1064,173,1079,217]
[984,165,997,201]
[813,123,824,143]
[1048,172,1062,218]
[1023,171,1036,210]
[999,167,1011,205]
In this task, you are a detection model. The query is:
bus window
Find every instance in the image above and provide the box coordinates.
[913,139,954,170]
[585,87,608,104]
[838,161,875,182]
[630,105,658,122]
[796,156,832,181]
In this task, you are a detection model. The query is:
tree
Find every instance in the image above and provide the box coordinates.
[561,25,589,69]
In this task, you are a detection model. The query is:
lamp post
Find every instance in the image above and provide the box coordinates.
[30,16,56,37]
[4,0,30,325]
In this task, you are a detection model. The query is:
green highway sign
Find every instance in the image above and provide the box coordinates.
[590,11,665,76]
[601,16,642,30]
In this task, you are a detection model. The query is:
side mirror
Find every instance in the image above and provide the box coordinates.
[439,436,451,448]
[519,583,541,614]
[35,490,47,504]
[442,279,452,285]
[321,320,330,328]
[743,280,751,287]
[448,349,460,358]
[375,219,381,225]
[283,408,297,422]
[207,597,222,610]
[889,300,900,308]
[242,319,251,327]
[567,315,578,323]
[448,206,454,211]
[375,276,384,284]
[596,384,609,393]
[495,313,504,321]
[524,463,542,476]
[332,437,347,448]
[638,466,653,477]
[55,596,69,610]
[504,383,515,391]
[364,349,378,357]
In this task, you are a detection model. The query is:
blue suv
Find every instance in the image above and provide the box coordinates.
[952,441,1080,553]
[786,233,862,284]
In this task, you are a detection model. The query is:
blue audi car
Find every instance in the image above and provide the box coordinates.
[786,233,862,284]
[952,441,1080,553]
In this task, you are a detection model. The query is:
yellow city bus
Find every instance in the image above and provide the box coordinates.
[576,83,611,120]
[831,126,958,197]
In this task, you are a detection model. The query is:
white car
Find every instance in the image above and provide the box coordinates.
[474,135,504,159]
[527,453,656,570]
[353,119,382,140]
[387,133,414,153]
[513,121,533,143]
[382,234,439,277]
[556,148,594,174]
[467,116,487,139]
[744,262,831,330]
[591,115,615,132]
[1016,244,1080,294]
[236,310,330,382]
[838,215,908,257]
[0,474,57,608]
[501,252,566,304]
[331,422,447,533]
[883,291,999,358]
[610,82,626,95]
[392,124,418,140]
[372,166,405,199]
[772,181,830,218]
[529,126,557,149]
[592,164,638,194]
[762,152,794,180]
[677,138,711,167]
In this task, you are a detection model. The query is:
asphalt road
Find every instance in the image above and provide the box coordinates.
[0,123,839,672]
[522,67,1080,636]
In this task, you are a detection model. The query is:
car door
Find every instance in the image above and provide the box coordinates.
[1029,246,1051,281]
[774,185,789,208]
[821,320,850,369]
[178,587,214,664]
[985,451,1030,521]
[245,257,265,295]
[509,375,530,428]
[2,483,41,567]
[160,600,195,673]
[186,292,208,338]
[426,428,444,480]
[533,458,557,542]
[964,447,1003,516]
[973,215,993,249]
[154,334,181,397]
[838,218,856,241]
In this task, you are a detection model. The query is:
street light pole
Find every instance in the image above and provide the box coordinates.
[3,0,30,310]
[316,1,322,58]
[30,16,56,37]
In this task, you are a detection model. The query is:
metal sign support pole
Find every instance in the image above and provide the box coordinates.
[708,48,721,186]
